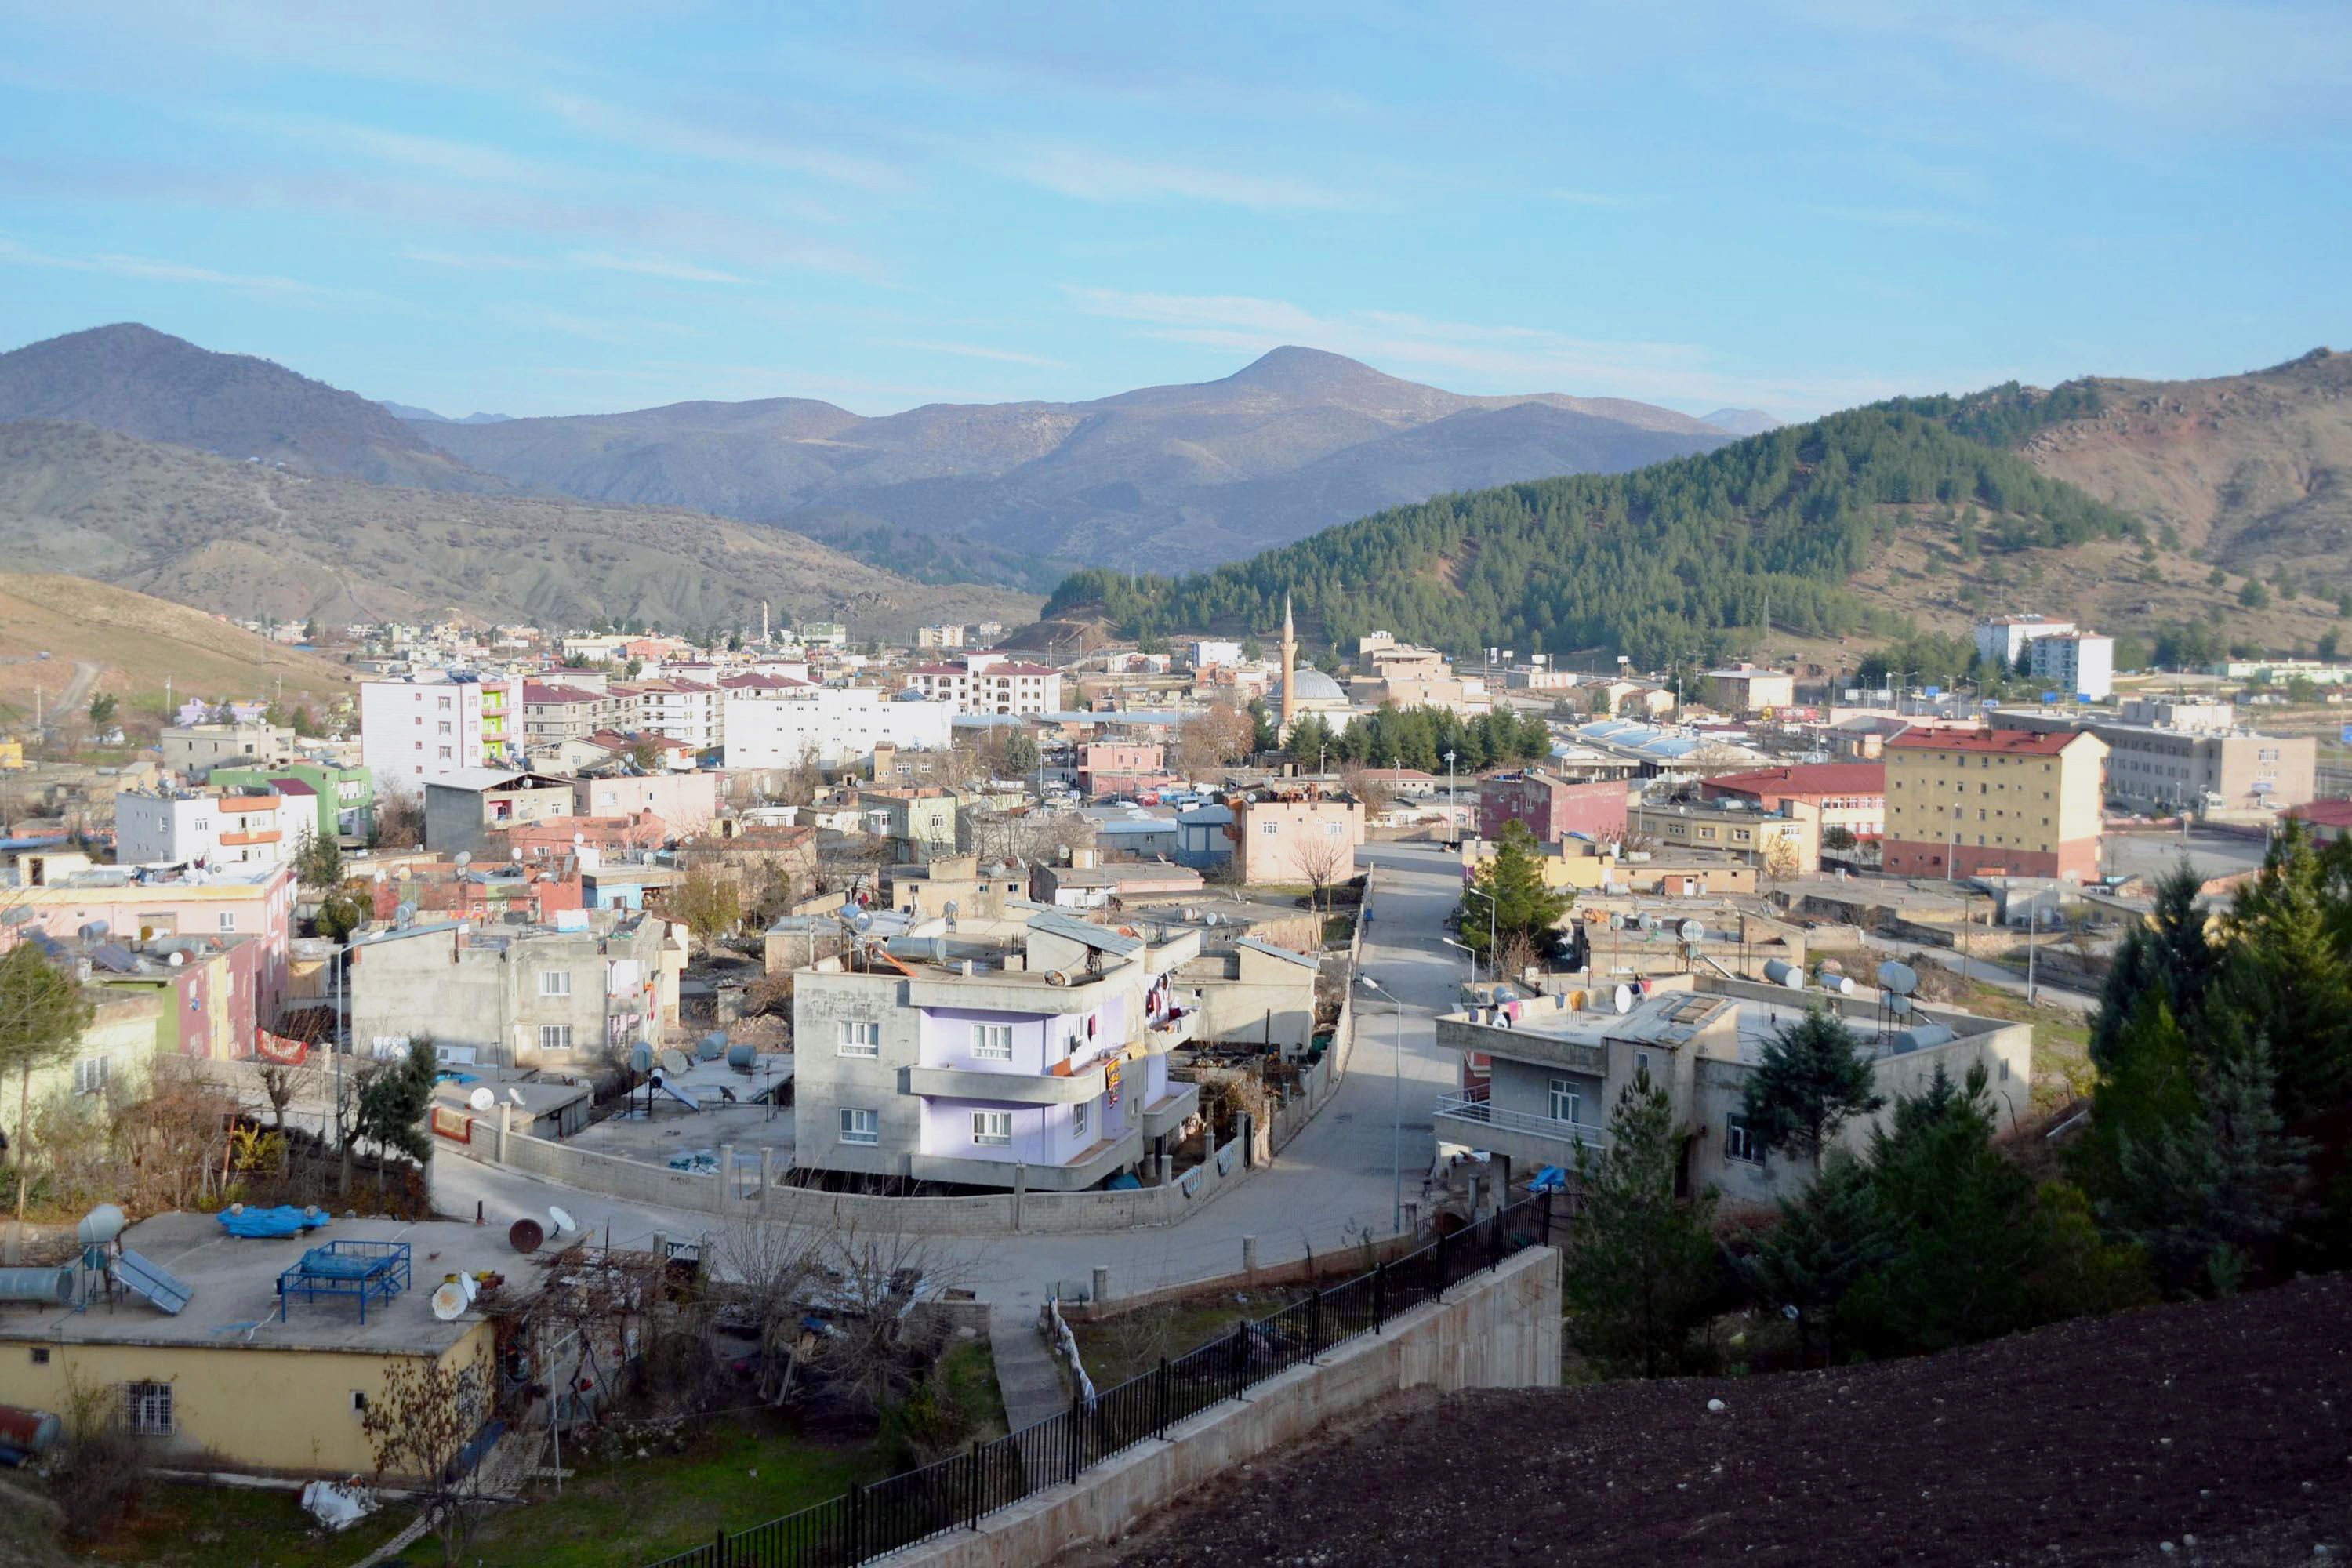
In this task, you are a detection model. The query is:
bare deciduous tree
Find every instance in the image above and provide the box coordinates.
[1293,830,1353,924]
[361,1357,492,1566]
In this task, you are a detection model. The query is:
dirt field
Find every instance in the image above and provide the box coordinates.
[1107,1274,2352,1567]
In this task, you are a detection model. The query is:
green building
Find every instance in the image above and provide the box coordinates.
[209,759,375,843]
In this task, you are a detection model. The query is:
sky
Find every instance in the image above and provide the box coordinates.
[1,1,2347,422]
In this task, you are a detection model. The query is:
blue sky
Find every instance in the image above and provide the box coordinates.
[2,2,2346,420]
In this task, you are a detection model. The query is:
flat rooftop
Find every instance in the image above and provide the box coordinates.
[0,1211,543,1356]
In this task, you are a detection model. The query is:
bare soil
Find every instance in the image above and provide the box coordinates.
[1107,1274,2352,1567]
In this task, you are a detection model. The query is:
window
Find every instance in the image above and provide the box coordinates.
[218,912,237,933]
[539,1024,572,1052]
[124,1381,174,1436]
[1548,1079,1581,1125]
[972,1111,1013,1147]
[1072,1099,1088,1141]
[971,1023,1013,1061]
[30,1347,49,1365]
[538,970,572,997]
[1726,1114,1763,1164]
[840,1108,879,1145]
[74,1055,109,1095]
[838,1021,880,1058]
[1260,821,1279,835]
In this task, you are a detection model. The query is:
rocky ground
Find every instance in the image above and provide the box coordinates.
[1104,1275,2352,1566]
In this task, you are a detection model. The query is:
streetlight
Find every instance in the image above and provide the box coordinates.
[1358,974,1405,1234]
[1462,884,1499,976]
[1441,935,1478,985]
[1443,749,1458,849]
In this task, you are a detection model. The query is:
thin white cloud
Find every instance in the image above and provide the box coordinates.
[869,337,1070,368]
[399,246,547,270]
[496,304,702,346]
[538,91,908,192]
[1802,202,1996,236]
[0,235,359,299]
[568,249,744,284]
[208,111,554,184]
[1541,188,1635,207]
[996,143,1365,211]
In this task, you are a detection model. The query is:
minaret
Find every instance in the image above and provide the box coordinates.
[1279,594,1298,732]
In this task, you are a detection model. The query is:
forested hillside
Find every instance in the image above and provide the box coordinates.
[1044,402,2142,666]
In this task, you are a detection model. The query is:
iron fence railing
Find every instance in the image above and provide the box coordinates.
[642,1195,1554,1567]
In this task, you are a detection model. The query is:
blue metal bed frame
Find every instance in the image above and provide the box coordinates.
[276,1240,413,1323]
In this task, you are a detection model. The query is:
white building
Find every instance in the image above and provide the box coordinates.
[1189,640,1244,672]
[1973,615,2076,670]
[902,663,973,710]
[724,688,956,768]
[358,673,517,787]
[916,625,967,650]
[971,662,1061,715]
[115,789,291,869]
[2027,632,2116,702]
[614,679,722,753]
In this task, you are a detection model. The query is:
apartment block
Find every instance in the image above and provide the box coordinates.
[115,789,290,870]
[1478,770,1628,844]
[1699,764,1885,840]
[162,721,296,782]
[1881,728,2107,880]
[1973,615,2074,669]
[2026,632,2116,701]
[722,687,955,768]
[1229,793,1366,885]
[1628,797,1819,873]
[210,760,374,843]
[360,673,517,786]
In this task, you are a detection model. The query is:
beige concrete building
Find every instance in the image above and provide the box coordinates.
[1883,728,2107,880]
[1704,666,1796,715]
[1230,793,1366,886]
[1630,797,1820,875]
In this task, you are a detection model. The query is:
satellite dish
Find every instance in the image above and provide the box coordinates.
[372,869,387,884]
[0,907,31,926]
[1639,914,1660,934]
[1606,913,1624,931]
[942,900,959,918]
[662,1048,691,1076]
[453,851,472,869]
[1612,984,1633,1014]
[459,1273,480,1303]
[508,1217,546,1254]
[468,1087,495,1112]
[506,1086,527,1108]
[511,847,523,860]
[1876,960,1918,996]
[430,1282,469,1320]
[1678,920,1705,943]
[549,1205,576,1235]
[572,832,586,846]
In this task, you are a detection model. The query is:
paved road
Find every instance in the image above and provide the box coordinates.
[429,843,1472,1310]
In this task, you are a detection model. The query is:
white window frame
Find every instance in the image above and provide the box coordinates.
[840,1108,880,1145]
[1548,1078,1581,1125]
[74,1055,110,1095]
[1726,1113,1763,1165]
[537,969,572,997]
[1071,1098,1088,1142]
[218,912,237,933]
[971,1110,1013,1148]
[538,1023,573,1053]
[837,1021,880,1058]
[124,1381,175,1436]
[970,1022,1013,1061]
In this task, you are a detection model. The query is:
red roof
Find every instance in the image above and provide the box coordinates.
[1886,729,2081,757]
[718,673,808,691]
[1704,764,1886,800]
[987,662,1056,677]
[904,664,966,677]
[524,682,601,704]
[2288,800,2352,828]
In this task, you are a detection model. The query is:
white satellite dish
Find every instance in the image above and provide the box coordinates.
[548,1205,576,1235]
[430,1282,468,1321]
[1639,914,1661,934]
[506,1086,526,1108]
[1607,913,1624,931]
[467,1087,495,1112]
[453,851,472,869]
[459,1272,480,1303]
[511,846,524,860]
[1612,983,1633,1014]
[1678,920,1705,943]
[1876,960,1918,996]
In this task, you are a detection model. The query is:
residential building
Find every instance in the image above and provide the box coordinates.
[1478,771,1629,844]
[209,760,374,843]
[1432,975,2031,1207]
[1881,728,2107,880]
[615,678,722,753]
[916,624,967,649]
[902,664,972,710]
[1031,858,1205,909]
[1586,681,1677,720]
[1175,935,1322,1052]
[1,858,296,1018]
[1229,793,1366,886]
[367,857,586,925]
[1189,640,1244,672]
[348,909,684,1069]
[162,721,296,782]
[359,673,515,786]
[422,768,578,857]
[572,770,718,836]
[1461,835,1759,898]
[854,786,960,860]
[1973,615,2076,669]
[2288,800,2352,847]
[1629,797,1820,875]
[789,913,1203,1191]
[115,789,289,870]
[1992,708,2314,815]
[971,662,1061,716]
[520,681,615,746]
[1700,764,1886,842]
[723,687,955,769]
[1076,742,1170,798]
[2027,632,2116,701]
[1704,666,1796,715]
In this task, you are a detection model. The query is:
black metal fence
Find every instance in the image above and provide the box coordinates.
[645,1196,1552,1568]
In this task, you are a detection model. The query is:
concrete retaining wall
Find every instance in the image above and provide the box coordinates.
[893,1243,1561,1567]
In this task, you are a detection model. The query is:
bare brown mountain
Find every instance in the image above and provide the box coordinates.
[0,324,504,492]
[0,421,1037,635]
[2017,347,2351,593]
[416,346,1731,578]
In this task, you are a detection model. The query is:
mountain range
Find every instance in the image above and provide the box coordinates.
[380,402,514,425]
[404,344,1739,583]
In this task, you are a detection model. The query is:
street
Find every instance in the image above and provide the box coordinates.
[431,841,1473,1309]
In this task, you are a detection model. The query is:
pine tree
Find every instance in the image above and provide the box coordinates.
[1737,1152,1896,1366]
[1741,1005,1885,1169]
[1563,1068,1718,1377]
[1,944,95,1223]
[2220,821,2352,1120]
[2089,858,2221,1070]
[353,1038,437,1168]
[1461,818,1572,964]
[2075,993,2201,1200]
[2113,1037,2313,1297]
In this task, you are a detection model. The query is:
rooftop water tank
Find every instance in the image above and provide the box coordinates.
[1889,1023,1955,1055]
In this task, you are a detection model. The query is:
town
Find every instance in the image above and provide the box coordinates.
[0,590,2346,1565]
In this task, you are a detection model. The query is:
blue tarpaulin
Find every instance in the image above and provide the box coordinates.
[216,1205,332,1240]
[1526,1166,1569,1195]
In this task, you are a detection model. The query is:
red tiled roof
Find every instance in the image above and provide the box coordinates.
[1886,729,2081,757]
[718,673,808,690]
[1704,764,1886,799]
[2288,800,2352,828]
[524,682,602,704]
[988,662,1057,677]
[905,664,966,676]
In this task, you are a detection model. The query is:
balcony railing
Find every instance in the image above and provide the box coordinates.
[1432,1087,1606,1150]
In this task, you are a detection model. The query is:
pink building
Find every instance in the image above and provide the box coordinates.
[1478,771,1628,844]
[573,766,718,834]
[8,859,296,1025]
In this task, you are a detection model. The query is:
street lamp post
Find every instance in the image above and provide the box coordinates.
[1443,749,1457,848]
[1359,974,1405,1234]
[1463,884,1499,978]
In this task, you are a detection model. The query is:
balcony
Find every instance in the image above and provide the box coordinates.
[1142,1006,1198,1051]
[907,1124,1144,1190]
[219,829,281,847]
[906,1062,1105,1105]
[1138,1080,1199,1139]
[1432,1085,1606,1163]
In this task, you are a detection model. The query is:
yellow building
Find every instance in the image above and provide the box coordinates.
[1882,728,2107,881]
[0,1214,517,1478]
[1629,797,1819,875]
[0,736,24,771]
